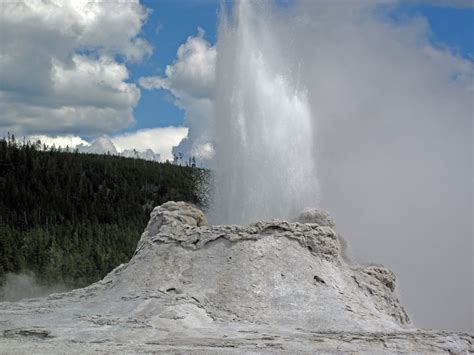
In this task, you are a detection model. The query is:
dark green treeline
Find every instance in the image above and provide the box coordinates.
[0,137,207,289]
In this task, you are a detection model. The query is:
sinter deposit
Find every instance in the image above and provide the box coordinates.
[0,202,471,353]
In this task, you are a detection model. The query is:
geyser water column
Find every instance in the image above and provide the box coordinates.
[211,1,319,224]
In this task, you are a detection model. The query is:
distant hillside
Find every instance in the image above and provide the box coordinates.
[0,137,208,291]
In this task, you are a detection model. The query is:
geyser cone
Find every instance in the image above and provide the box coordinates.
[112,202,409,331]
[1,202,471,353]
[211,1,319,224]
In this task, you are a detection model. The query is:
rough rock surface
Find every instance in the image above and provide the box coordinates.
[0,202,472,353]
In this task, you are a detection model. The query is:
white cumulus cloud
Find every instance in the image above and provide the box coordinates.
[0,0,150,137]
[28,135,89,149]
[111,127,188,162]
[139,29,216,161]
[139,28,216,99]
[27,127,188,162]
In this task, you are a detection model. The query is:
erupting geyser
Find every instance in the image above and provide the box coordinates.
[211,1,319,224]
[208,1,472,332]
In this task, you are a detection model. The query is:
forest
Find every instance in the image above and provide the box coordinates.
[0,136,207,292]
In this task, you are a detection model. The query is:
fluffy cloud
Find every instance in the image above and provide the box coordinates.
[140,28,215,99]
[111,127,188,161]
[139,29,216,160]
[27,127,188,162]
[77,136,118,155]
[28,135,89,149]
[0,0,150,137]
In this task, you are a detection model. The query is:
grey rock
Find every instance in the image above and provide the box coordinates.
[0,202,471,353]
[296,208,335,228]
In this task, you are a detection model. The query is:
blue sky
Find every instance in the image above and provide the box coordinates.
[389,2,473,57]
[126,0,221,133]
[126,0,473,133]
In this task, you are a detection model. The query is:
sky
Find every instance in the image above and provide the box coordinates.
[0,0,472,161]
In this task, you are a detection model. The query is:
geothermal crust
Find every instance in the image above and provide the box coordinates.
[0,202,472,353]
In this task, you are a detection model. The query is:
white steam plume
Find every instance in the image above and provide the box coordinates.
[210,0,472,332]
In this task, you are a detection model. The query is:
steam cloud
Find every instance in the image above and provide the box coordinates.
[139,0,473,332]
[178,1,472,332]
[0,273,69,302]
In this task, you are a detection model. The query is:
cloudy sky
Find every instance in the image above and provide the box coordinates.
[0,0,472,161]
[0,0,220,160]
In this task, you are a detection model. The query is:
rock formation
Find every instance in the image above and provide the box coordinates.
[0,202,471,353]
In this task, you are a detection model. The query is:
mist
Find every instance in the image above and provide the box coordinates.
[209,0,472,332]
[0,272,69,302]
